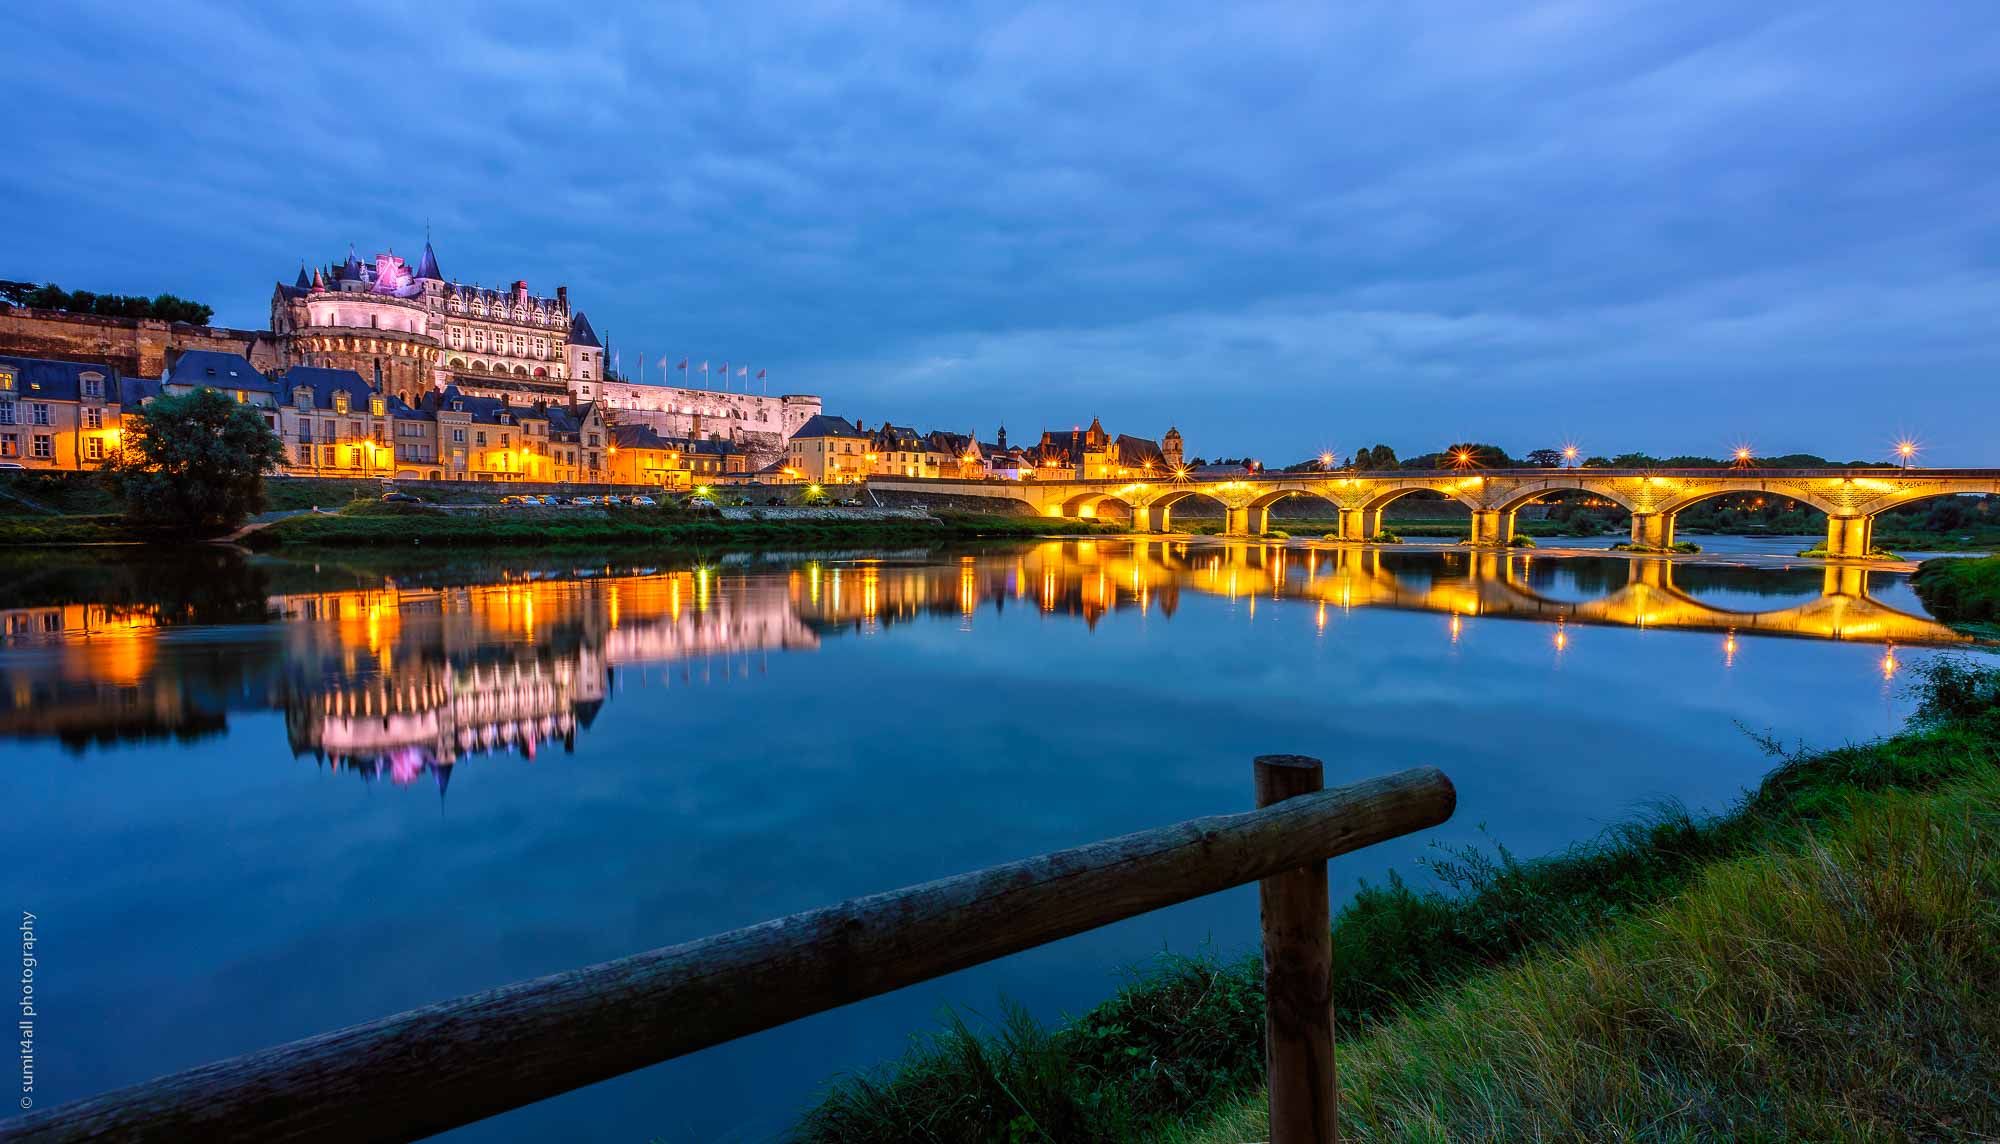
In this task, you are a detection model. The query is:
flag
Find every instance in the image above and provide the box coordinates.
[699,361,708,372]
[676,359,687,371]
[737,366,747,377]
[756,369,766,380]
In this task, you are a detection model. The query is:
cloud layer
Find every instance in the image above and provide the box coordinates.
[4,1,1998,461]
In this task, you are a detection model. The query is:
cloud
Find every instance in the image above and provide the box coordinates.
[2,0,1996,461]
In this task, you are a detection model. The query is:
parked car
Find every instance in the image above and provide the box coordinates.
[0,462,25,470]
[539,495,565,506]
[499,495,533,505]
[686,495,717,510]
[572,495,601,506]
[629,496,657,507]
[381,492,422,503]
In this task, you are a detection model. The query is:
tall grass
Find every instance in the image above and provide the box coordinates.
[792,660,2000,1143]
[1913,554,2000,626]
[1170,769,2000,1142]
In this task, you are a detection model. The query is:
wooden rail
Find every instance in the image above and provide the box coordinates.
[4,762,1454,1144]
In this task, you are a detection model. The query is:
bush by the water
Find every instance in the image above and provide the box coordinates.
[794,659,2000,1143]
[1913,555,2000,625]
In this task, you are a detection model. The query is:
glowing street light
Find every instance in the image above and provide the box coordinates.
[1319,451,1335,471]
[1732,445,1754,468]
[1450,448,1477,470]
[1896,440,1917,470]
[1562,444,1579,469]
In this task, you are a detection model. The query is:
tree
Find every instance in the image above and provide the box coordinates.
[1351,444,1397,470]
[1438,442,1512,469]
[1525,448,1564,468]
[110,389,288,531]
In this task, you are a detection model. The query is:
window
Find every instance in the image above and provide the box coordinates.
[0,371,12,392]
[295,443,311,464]
[475,431,487,447]
[85,437,104,460]
[370,397,386,417]
[349,448,362,467]
[0,401,13,425]
[32,434,53,459]
[452,428,466,444]
[323,445,337,466]
[81,374,104,399]
[333,392,350,414]
[348,421,362,438]
[0,434,15,457]
[30,403,50,426]
[84,407,103,429]
[500,433,510,447]
[587,432,600,447]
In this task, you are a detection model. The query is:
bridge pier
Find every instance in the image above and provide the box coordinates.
[1469,510,1513,546]
[1129,503,1161,533]
[1822,515,1874,558]
[1337,508,1382,542]
[1629,513,1676,549]
[1224,505,1269,537]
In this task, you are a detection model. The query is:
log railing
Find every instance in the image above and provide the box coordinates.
[3,759,1454,1144]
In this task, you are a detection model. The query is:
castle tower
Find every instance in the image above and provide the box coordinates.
[1164,426,1183,469]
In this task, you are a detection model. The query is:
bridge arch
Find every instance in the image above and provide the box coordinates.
[1653,484,1843,519]
[1145,488,1237,533]
[1489,480,1638,516]
[1853,482,1998,519]
[1358,483,1485,515]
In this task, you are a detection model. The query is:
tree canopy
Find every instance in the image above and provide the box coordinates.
[0,279,214,325]
[110,389,288,531]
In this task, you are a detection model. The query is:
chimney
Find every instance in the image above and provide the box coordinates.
[514,280,529,300]
[556,286,567,310]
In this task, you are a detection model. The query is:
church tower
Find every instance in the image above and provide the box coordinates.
[1164,426,1184,469]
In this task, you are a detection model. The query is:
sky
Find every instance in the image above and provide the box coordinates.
[4,1,1998,464]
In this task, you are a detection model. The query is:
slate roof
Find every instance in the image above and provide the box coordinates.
[414,241,443,282]
[421,385,550,426]
[278,367,378,411]
[0,355,120,402]
[165,351,275,392]
[569,311,601,348]
[794,414,864,438]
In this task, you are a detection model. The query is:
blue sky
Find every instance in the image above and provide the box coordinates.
[4,2,1997,463]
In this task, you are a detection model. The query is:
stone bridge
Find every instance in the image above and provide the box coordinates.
[869,468,2000,557]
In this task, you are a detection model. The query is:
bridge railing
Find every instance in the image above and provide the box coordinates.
[5,760,1455,1144]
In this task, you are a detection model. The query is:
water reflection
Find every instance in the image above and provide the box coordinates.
[0,541,1973,773]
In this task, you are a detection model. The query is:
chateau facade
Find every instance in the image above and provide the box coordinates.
[271,243,602,409]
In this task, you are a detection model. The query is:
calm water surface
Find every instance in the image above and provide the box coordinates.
[2,538,1989,1141]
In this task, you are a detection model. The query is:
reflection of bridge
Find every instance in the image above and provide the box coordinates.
[1074,541,1972,645]
[870,468,2000,556]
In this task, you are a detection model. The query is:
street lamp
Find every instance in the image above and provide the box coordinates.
[1732,445,1754,468]
[1562,444,1578,469]
[1896,440,1917,470]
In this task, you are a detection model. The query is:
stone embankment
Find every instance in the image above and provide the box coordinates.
[718,505,935,523]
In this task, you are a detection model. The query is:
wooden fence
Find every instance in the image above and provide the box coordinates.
[3,759,1454,1144]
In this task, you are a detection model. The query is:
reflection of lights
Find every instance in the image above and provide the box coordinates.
[1724,631,1738,668]
[1449,613,1462,643]
[1553,621,1568,655]
[1881,647,1898,679]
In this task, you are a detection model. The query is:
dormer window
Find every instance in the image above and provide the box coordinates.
[333,392,350,414]
[451,400,464,412]
[80,373,105,399]
[369,396,386,416]
[294,388,312,409]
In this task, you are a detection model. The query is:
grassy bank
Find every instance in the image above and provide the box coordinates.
[794,660,2000,1143]
[241,505,1120,549]
[1173,766,2000,1142]
[1913,555,2000,628]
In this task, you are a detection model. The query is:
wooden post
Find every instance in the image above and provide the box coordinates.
[1257,754,1338,1143]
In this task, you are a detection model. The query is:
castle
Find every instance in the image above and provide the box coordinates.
[268,242,818,466]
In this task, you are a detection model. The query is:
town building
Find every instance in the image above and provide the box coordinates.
[0,355,125,469]
[1024,418,1181,480]
[785,414,871,482]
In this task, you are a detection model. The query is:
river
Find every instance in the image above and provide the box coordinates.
[2,537,1990,1141]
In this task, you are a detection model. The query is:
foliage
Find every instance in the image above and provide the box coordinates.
[794,661,2000,1143]
[1171,770,2000,1143]
[1349,444,1397,470]
[1912,555,2000,626]
[1403,442,1510,469]
[1523,447,1565,467]
[245,509,1121,549]
[1505,533,1535,547]
[0,279,213,324]
[108,388,288,531]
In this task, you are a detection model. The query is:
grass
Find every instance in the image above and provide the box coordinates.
[0,514,158,545]
[242,507,1121,549]
[792,660,2000,1144]
[1170,768,2000,1143]
[1913,555,2000,628]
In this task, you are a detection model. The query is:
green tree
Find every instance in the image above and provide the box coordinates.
[1352,444,1397,470]
[110,389,288,531]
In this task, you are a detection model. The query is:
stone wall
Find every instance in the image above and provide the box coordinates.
[0,306,279,377]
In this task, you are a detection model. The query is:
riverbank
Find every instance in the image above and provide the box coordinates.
[1913,554,2000,630]
[237,505,1122,549]
[794,659,2000,1143]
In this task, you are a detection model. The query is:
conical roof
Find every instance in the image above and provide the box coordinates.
[415,241,443,281]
